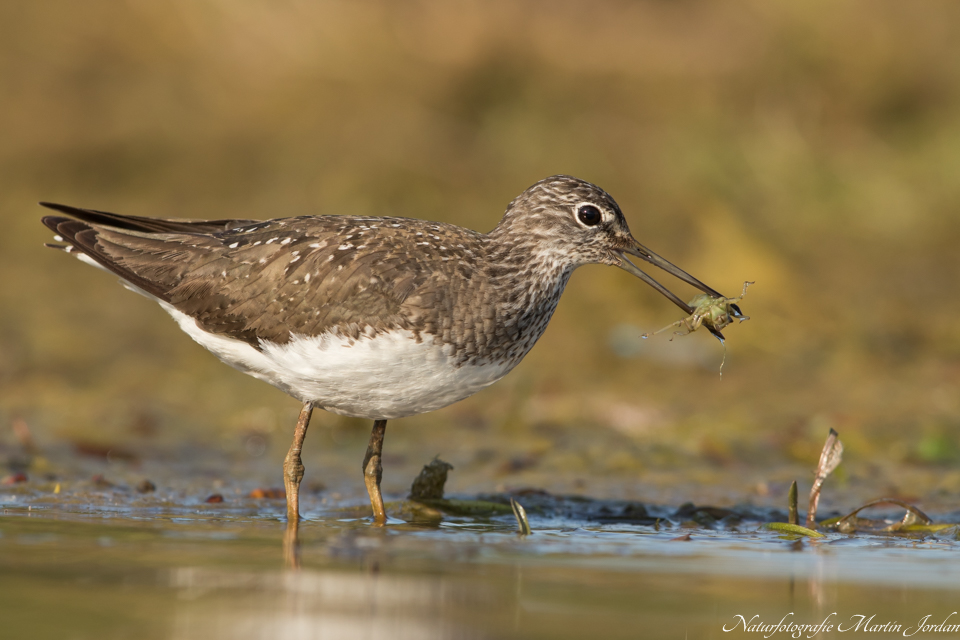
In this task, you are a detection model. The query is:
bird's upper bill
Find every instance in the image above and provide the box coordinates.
[615,237,732,341]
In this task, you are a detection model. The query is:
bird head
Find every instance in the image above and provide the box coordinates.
[496,175,731,339]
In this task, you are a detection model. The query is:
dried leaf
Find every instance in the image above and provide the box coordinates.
[806,429,843,528]
[830,498,934,533]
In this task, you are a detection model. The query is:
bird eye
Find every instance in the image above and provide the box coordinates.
[577,205,602,226]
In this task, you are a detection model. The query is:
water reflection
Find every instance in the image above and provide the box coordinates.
[3,511,960,639]
[170,567,477,640]
[284,519,300,569]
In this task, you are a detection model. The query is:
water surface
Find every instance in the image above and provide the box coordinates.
[3,487,960,639]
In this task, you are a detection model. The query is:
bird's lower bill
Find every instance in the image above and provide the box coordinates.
[615,239,728,339]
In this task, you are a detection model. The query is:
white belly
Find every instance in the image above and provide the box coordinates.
[161,302,514,419]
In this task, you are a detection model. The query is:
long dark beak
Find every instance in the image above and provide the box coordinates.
[616,237,728,341]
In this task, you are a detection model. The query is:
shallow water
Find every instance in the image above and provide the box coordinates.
[4,487,960,640]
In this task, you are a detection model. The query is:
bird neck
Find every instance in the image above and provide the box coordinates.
[429,229,576,369]
[482,231,576,332]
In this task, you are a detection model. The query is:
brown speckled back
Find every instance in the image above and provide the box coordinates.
[42,175,639,369]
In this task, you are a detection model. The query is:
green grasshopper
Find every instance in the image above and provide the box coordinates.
[643,281,753,341]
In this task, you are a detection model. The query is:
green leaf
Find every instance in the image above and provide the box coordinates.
[763,522,825,538]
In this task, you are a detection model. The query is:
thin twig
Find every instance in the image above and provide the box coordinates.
[788,480,798,525]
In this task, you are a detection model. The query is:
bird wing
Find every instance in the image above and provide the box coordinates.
[42,205,482,348]
[40,202,258,233]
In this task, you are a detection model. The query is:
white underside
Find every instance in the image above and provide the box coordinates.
[73,252,515,419]
[162,302,513,420]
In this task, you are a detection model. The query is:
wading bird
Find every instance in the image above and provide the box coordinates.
[42,175,729,525]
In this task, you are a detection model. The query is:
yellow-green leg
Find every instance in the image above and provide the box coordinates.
[283,402,313,523]
[362,419,388,524]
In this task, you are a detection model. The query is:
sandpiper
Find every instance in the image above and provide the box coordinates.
[42,175,727,524]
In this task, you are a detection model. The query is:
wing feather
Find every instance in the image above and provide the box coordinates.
[43,207,484,349]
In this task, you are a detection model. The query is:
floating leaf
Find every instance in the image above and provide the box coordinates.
[899,524,957,534]
[413,498,512,516]
[763,522,825,538]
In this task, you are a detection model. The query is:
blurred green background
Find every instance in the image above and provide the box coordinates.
[2,0,960,505]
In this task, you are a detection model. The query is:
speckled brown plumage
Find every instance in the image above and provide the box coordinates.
[43,176,703,371]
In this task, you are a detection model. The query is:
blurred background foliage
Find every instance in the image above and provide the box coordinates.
[1,0,959,504]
